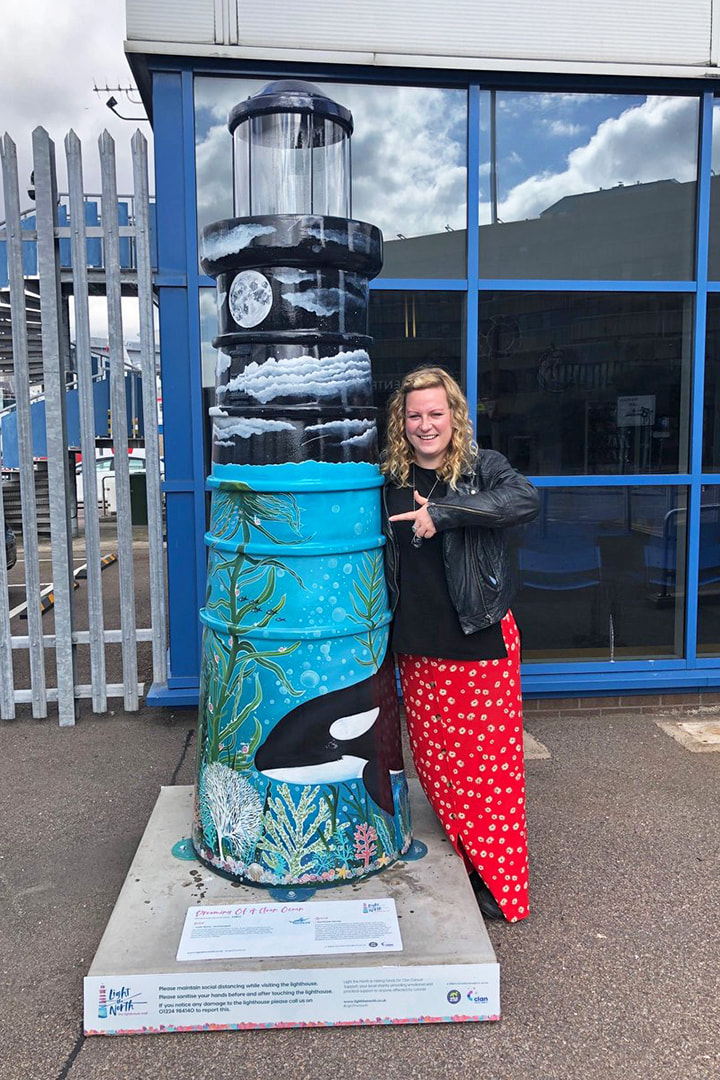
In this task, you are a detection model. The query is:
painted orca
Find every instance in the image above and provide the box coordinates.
[254,660,403,815]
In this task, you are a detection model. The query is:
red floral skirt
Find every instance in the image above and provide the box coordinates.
[397,610,530,922]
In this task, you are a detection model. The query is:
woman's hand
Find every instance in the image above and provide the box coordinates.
[388,491,438,540]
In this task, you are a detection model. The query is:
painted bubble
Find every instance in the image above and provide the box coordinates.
[332,607,346,623]
[343,563,353,575]
[332,505,340,513]
[300,670,320,689]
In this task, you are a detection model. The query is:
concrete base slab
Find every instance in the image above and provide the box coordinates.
[85,781,499,1035]
[656,718,720,752]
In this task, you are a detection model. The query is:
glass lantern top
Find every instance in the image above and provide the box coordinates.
[229,80,353,218]
[228,80,353,141]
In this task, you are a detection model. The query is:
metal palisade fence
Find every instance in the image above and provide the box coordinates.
[0,127,167,725]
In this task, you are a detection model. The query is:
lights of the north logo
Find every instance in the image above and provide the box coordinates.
[446,989,461,1005]
[98,984,148,1018]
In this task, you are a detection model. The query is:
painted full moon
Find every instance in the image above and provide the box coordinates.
[228,270,273,328]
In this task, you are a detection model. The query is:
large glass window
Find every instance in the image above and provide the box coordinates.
[187,75,712,681]
[696,486,720,655]
[194,77,467,278]
[369,290,465,437]
[707,98,720,279]
[195,76,262,239]
[198,287,220,478]
[476,292,693,475]
[703,293,720,470]
[514,486,688,661]
[199,287,219,389]
[479,92,699,280]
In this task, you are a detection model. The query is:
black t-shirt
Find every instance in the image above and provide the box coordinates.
[386,465,507,660]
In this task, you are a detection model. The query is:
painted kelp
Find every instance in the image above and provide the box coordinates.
[193,81,411,886]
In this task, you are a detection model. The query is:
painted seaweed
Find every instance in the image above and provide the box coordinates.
[393,773,413,852]
[258,783,332,881]
[200,485,309,764]
[198,761,264,861]
[353,822,378,868]
[347,551,385,668]
[211,485,308,545]
[329,822,354,869]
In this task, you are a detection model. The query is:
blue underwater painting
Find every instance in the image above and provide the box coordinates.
[193,461,412,885]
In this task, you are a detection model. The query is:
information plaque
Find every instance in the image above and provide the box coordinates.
[176,899,402,962]
[85,964,500,1034]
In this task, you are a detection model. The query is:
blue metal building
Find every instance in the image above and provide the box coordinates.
[123,0,720,706]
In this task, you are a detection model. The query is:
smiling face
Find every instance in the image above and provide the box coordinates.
[404,386,454,469]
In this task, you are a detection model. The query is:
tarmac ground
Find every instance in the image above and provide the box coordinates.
[2,703,719,1080]
[2,529,720,1079]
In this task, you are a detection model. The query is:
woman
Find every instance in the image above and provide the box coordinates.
[382,366,539,922]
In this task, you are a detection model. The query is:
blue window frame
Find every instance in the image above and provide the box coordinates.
[147,53,720,703]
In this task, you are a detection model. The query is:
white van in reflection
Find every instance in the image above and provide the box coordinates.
[75,449,149,515]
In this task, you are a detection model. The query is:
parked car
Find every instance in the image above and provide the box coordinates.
[75,449,154,514]
[5,524,16,571]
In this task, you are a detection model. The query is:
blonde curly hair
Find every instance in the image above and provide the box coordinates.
[380,366,477,489]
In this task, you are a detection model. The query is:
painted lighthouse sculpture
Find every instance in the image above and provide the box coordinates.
[193,80,412,886]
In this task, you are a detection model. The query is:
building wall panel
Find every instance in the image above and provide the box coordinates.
[126,0,216,44]
[126,0,714,67]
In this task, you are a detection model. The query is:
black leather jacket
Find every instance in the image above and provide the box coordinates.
[383,450,540,633]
